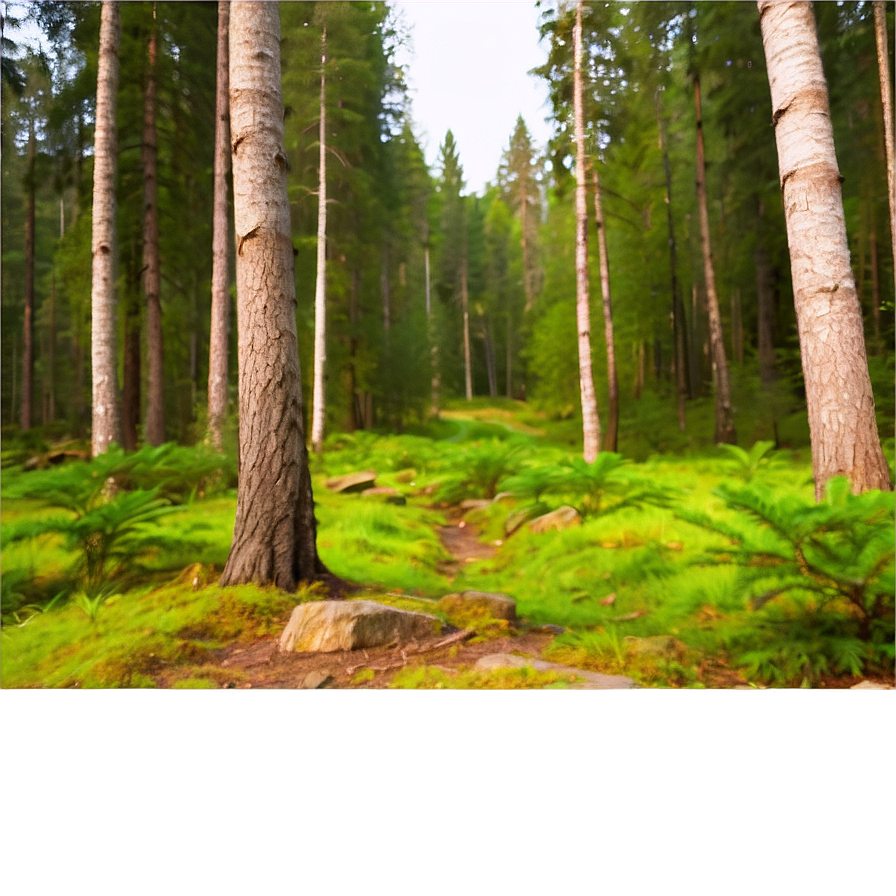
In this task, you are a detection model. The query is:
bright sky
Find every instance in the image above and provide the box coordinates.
[392,0,554,194]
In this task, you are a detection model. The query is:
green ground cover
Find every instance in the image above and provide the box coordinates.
[2,401,893,688]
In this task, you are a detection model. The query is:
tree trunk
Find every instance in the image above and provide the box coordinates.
[759,0,891,498]
[656,87,690,430]
[44,267,56,425]
[310,23,328,454]
[573,0,601,462]
[21,118,35,432]
[755,240,777,387]
[220,1,324,590]
[461,257,472,401]
[731,289,744,366]
[694,72,736,445]
[381,242,391,333]
[591,165,619,452]
[505,304,513,399]
[483,320,497,398]
[90,1,123,457]
[122,282,141,452]
[520,174,534,315]
[874,1,895,284]
[143,8,164,446]
[207,0,231,452]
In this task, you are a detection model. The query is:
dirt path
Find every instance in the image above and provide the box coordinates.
[436,517,497,580]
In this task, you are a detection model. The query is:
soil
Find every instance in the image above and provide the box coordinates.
[155,511,895,691]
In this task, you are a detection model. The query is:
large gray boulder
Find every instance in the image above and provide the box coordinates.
[325,470,377,493]
[528,505,581,534]
[474,654,636,689]
[279,600,441,653]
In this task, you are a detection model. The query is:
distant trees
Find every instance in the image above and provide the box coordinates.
[758,0,890,498]
[220,0,322,589]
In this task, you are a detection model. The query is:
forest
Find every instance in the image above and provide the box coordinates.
[1,0,894,691]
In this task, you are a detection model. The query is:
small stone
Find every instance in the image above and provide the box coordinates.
[394,469,417,483]
[438,590,517,622]
[528,505,581,534]
[850,680,893,689]
[460,499,492,511]
[325,470,377,493]
[301,671,334,689]
[474,654,636,689]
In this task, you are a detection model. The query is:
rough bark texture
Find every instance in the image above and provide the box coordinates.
[656,88,689,431]
[573,0,601,463]
[462,257,473,401]
[21,119,35,431]
[207,0,231,452]
[220,1,323,590]
[874,1,895,281]
[142,13,164,446]
[759,0,891,498]
[694,73,736,445]
[591,165,619,453]
[755,240,777,387]
[310,24,328,453]
[90,1,123,457]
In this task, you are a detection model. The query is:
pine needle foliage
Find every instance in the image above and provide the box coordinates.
[678,477,895,682]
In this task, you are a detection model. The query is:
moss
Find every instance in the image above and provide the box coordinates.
[389,663,573,689]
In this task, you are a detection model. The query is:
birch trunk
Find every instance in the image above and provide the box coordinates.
[21,118,35,431]
[591,165,619,452]
[574,0,600,462]
[90,1,123,456]
[207,0,231,452]
[759,0,891,498]
[874,1,895,282]
[142,9,164,446]
[220,1,324,590]
[310,24,328,453]
[694,72,736,445]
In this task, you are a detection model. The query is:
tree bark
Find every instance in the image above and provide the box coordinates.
[21,117,35,431]
[874,1,895,284]
[220,1,324,590]
[461,256,472,401]
[142,8,164,446]
[207,0,231,452]
[656,87,690,430]
[574,0,601,462]
[310,23,328,454]
[90,1,123,457]
[755,239,777,387]
[758,0,891,498]
[694,72,736,445]
[591,165,619,452]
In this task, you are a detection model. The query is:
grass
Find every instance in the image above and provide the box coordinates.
[2,396,892,689]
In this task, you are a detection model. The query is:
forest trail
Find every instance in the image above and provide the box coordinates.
[436,516,498,580]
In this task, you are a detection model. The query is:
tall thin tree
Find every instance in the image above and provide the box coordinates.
[573,0,600,462]
[693,70,736,445]
[591,164,618,452]
[758,0,891,498]
[21,114,35,431]
[142,3,164,446]
[90,0,123,457]
[220,0,324,589]
[310,23,328,454]
[207,0,231,452]
[873,1,895,286]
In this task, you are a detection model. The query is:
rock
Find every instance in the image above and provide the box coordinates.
[850,680,893,689]
[362,487,406,504]
[23,449,88,472]
[528,505,581,534]
[624,635,689,660]
[394,469,417,484]
[504,508,531,537]
[300,670,334,689]
[325,470,377,493]
[438,590,517,622]
[460,498,492,511]
[474,654,636,689]
[279,600,441,653]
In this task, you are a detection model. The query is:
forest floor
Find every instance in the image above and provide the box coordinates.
[158,514,578,690]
